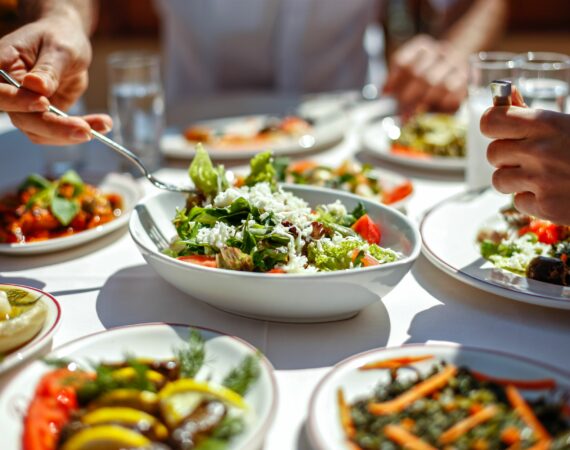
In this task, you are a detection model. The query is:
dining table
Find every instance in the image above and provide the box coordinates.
[0,95,569,450]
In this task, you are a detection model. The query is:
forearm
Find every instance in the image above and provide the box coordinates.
[443,0,508,57]
[18,0,97,35]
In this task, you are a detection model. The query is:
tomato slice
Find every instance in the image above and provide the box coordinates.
[519,219,561,244]
[23,369,89,450]
[352,214,381,245]
[177,255,217,268]
[383,181,413,205]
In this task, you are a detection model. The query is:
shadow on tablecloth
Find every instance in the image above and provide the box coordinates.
[95,264,392,370]
[405,254,570,368]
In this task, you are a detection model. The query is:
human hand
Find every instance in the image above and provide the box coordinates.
[384,35,468,115]
[0,13,112,145]
[481,87,570,225]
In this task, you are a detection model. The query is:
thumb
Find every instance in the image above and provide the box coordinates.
[512,86,527,108]
[21,46,67,97]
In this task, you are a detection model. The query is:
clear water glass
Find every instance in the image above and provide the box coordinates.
[515,52,570,113]
[107,52,164,174]
[466,52,516,190]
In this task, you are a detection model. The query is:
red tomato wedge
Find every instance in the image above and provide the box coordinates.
[352,214,381,245]
[383,181,413,205]
[518,219,561,245]
[23,369,90,450]
[177,255,217,268]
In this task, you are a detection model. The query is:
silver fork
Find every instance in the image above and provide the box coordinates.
[0,69,196,194]
[135,204,170,251]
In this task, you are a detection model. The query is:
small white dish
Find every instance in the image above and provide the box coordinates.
[421,188,570,309]
[0,284,61,374]
[308,344,570,450]
[129,185,421,323]
[0,322,277,450]
[361,116,465,172]
[0,173,143,255]
[160,113,347,160]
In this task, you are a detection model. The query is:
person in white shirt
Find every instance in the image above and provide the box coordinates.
[0,0,506,145]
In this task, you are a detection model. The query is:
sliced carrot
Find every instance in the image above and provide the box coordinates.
[470,370,556,390]
[337,389,356,439]
[267,268,286,274]
[506,385,551,442]
[359,355,433,371]
[351,249,380,267]
[501,426,521,446]
[439,404,498,444]
[368,365,457,415]
[177,255,217,268]
[384,424,437,450]
[289,160,319,173]
[383,180,413,205]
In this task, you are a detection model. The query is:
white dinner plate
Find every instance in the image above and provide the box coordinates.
[0,322,277,450]
[160,113,348,160]
[0,173,143,255]
[308,344,570,450]
[361,116,466,172]
[421,188,570,309]
[0,284,61,374]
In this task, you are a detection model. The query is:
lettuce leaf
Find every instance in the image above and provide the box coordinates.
[189,144,228,196]
[245,151,276,187]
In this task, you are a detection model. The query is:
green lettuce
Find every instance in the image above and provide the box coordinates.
[189,144,228,197]
[245,151,276,187]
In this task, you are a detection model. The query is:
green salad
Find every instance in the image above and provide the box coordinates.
[166,146,400,273]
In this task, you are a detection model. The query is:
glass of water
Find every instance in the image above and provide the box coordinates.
[466,52,516,190]
[515,52,570,113]
[107,52,165,174]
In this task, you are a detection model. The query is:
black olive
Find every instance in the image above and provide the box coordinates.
[526,256,567,286]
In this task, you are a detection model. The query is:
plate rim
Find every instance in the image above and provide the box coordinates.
[420,188,570,308]
[0,283,61,373]
[307,342,570,450]
[0,321,279,450]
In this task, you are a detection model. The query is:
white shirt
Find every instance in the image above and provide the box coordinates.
[153,0,379,108]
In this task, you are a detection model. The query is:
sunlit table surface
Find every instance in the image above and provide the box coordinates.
[0,101,569,450]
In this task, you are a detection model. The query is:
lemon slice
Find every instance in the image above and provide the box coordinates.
[61,425,151,450]
[82,407,168,441]
[90,389,159,414]
[158,379,246,427]
[112,367,165,385]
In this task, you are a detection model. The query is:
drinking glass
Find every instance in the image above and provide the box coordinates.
[515,52,570,113]
[107,52,164,174]
[466,52,516,190]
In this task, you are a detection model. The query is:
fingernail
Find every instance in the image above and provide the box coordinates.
[29,99,49,112]
[71,129,92,141]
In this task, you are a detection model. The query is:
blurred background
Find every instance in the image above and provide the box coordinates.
[1,0,569,112]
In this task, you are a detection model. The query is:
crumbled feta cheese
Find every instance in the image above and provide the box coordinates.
[196,222,237,251]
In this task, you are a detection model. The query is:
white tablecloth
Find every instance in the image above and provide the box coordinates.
[0,104,569,450]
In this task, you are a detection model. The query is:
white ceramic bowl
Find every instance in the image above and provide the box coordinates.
[0,323,277,450]
[129,184,420,322]
[0,173,143,255]
[0,284,61,374]
[308,344,570,450]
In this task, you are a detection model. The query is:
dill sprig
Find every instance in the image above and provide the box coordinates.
[177,329,206,378]
[222,353,260,396]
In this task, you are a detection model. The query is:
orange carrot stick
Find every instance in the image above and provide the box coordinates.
[501,426,521,446]
[359,355,433,371]
[368,365,457,415]
[337,389,356,439]
[506,385,551,442]
[439,405,498,444]
[384,424,437,450]
[471,370,556,390]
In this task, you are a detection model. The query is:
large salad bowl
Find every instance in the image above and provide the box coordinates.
[129,184,420,322]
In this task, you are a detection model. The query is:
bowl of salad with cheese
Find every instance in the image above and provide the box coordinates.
[129,146,420,322]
